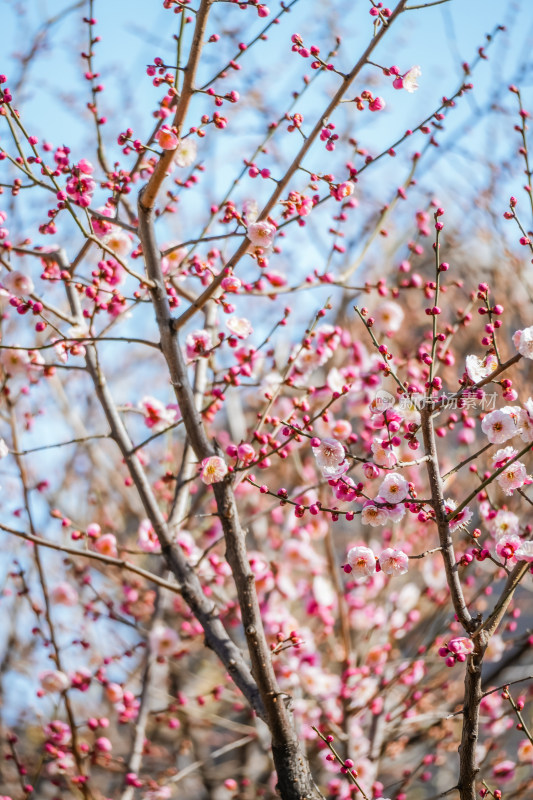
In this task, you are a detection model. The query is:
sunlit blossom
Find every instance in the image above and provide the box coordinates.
[361,502,389,527]
[174,136,197,167]
[200,455,228,484]
[481,409,517,444]
[377,472,409,503]
[227,316,253,339]
[346,545,376,578]
[3,270,34,295]
[378,547,409,576]
[496,460,529,495]
[515,540,533,562]
[247,220,276,249]
[465,352,498,383]
[372,301,404,333]
[513,326,533,359]
[312,438,348,478]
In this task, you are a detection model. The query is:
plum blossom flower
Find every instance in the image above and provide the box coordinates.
[155,125,179,150]
[149,623,180,657]
[393,65,421,92]
[161,243,187,274]
[227,316,253,339]
[371,437,397,468]
[0,346,30,375]
[372,301,404,333]
[445,498,473,531]
[40,670,70,693]
[44,720,71,746]
[94,533,118,558]
[139,396,177,432]
[137,519,160,553]
[185,329,212,360]
[102,228,133,258]
[346,545,376,578]
[382,500,407,524]
[378,547,409,576]
[513,326,533,358]
[519,397,533,442]
[312,438,348,478]
[496,534,522,562]
[492,446,517,469]
[200,455,228,484]
[377,472,409,503]
[489,509,520,538]
[65,160,96,207]
[481,409,517,444]
[496,459,529,495]
[518,739,533,763]
[51,582,78,606]
[465,352,498,383]
[3,270,34,295]
[174,137,197,167]
[247,220,276,249]
[447,637,474,656]
[515,540,533,562]
[333,476,358,502]
[361,501,389,527]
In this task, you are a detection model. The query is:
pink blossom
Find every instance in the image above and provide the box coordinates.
[139,396,177,432]
[161,243,187,274]
[247,220,276,249]
[518,739,533,762]
[94,533,118,558]
[361,501,389,527]
[333,476,358,502]
[186,329,212,359]
[515,540,533,562]
[3,270,34,295]
[101,228,132,258]
[489,509,520,538]
[371,437,398,468]
[44,720,71,746]
[149,623,180,656]
[105,683,123,703]
[496,533,522,562]
[330,419,352,440]
[346,545,376,578]
[372,301,404,333]
[496,460,529,495]
[200,455,228,484]
[0,346,30,375]
[445,498,473,531]
[312,438,348,478]
[447,637,474,656]
[90,205,114,238]
[330,181,354,201]
[51,582,78,606]
[368,96,386,111]
[519,397,533,442]
[393,65,421,93]
[513,326,533,358]
[481,409,517,444]
[492,446,517,469]
[138,519,160,553]
[378,547,409,575]
[227,316,253,339]
[155,125,179,150]
[40,670,69,693]
[377,472,409,503]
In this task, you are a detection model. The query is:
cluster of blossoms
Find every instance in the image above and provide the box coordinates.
[344,545,409,578]
[438,636,475,667]
[62,159,96,207]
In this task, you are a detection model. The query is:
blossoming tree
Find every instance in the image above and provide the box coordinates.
[1,1,533,800]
